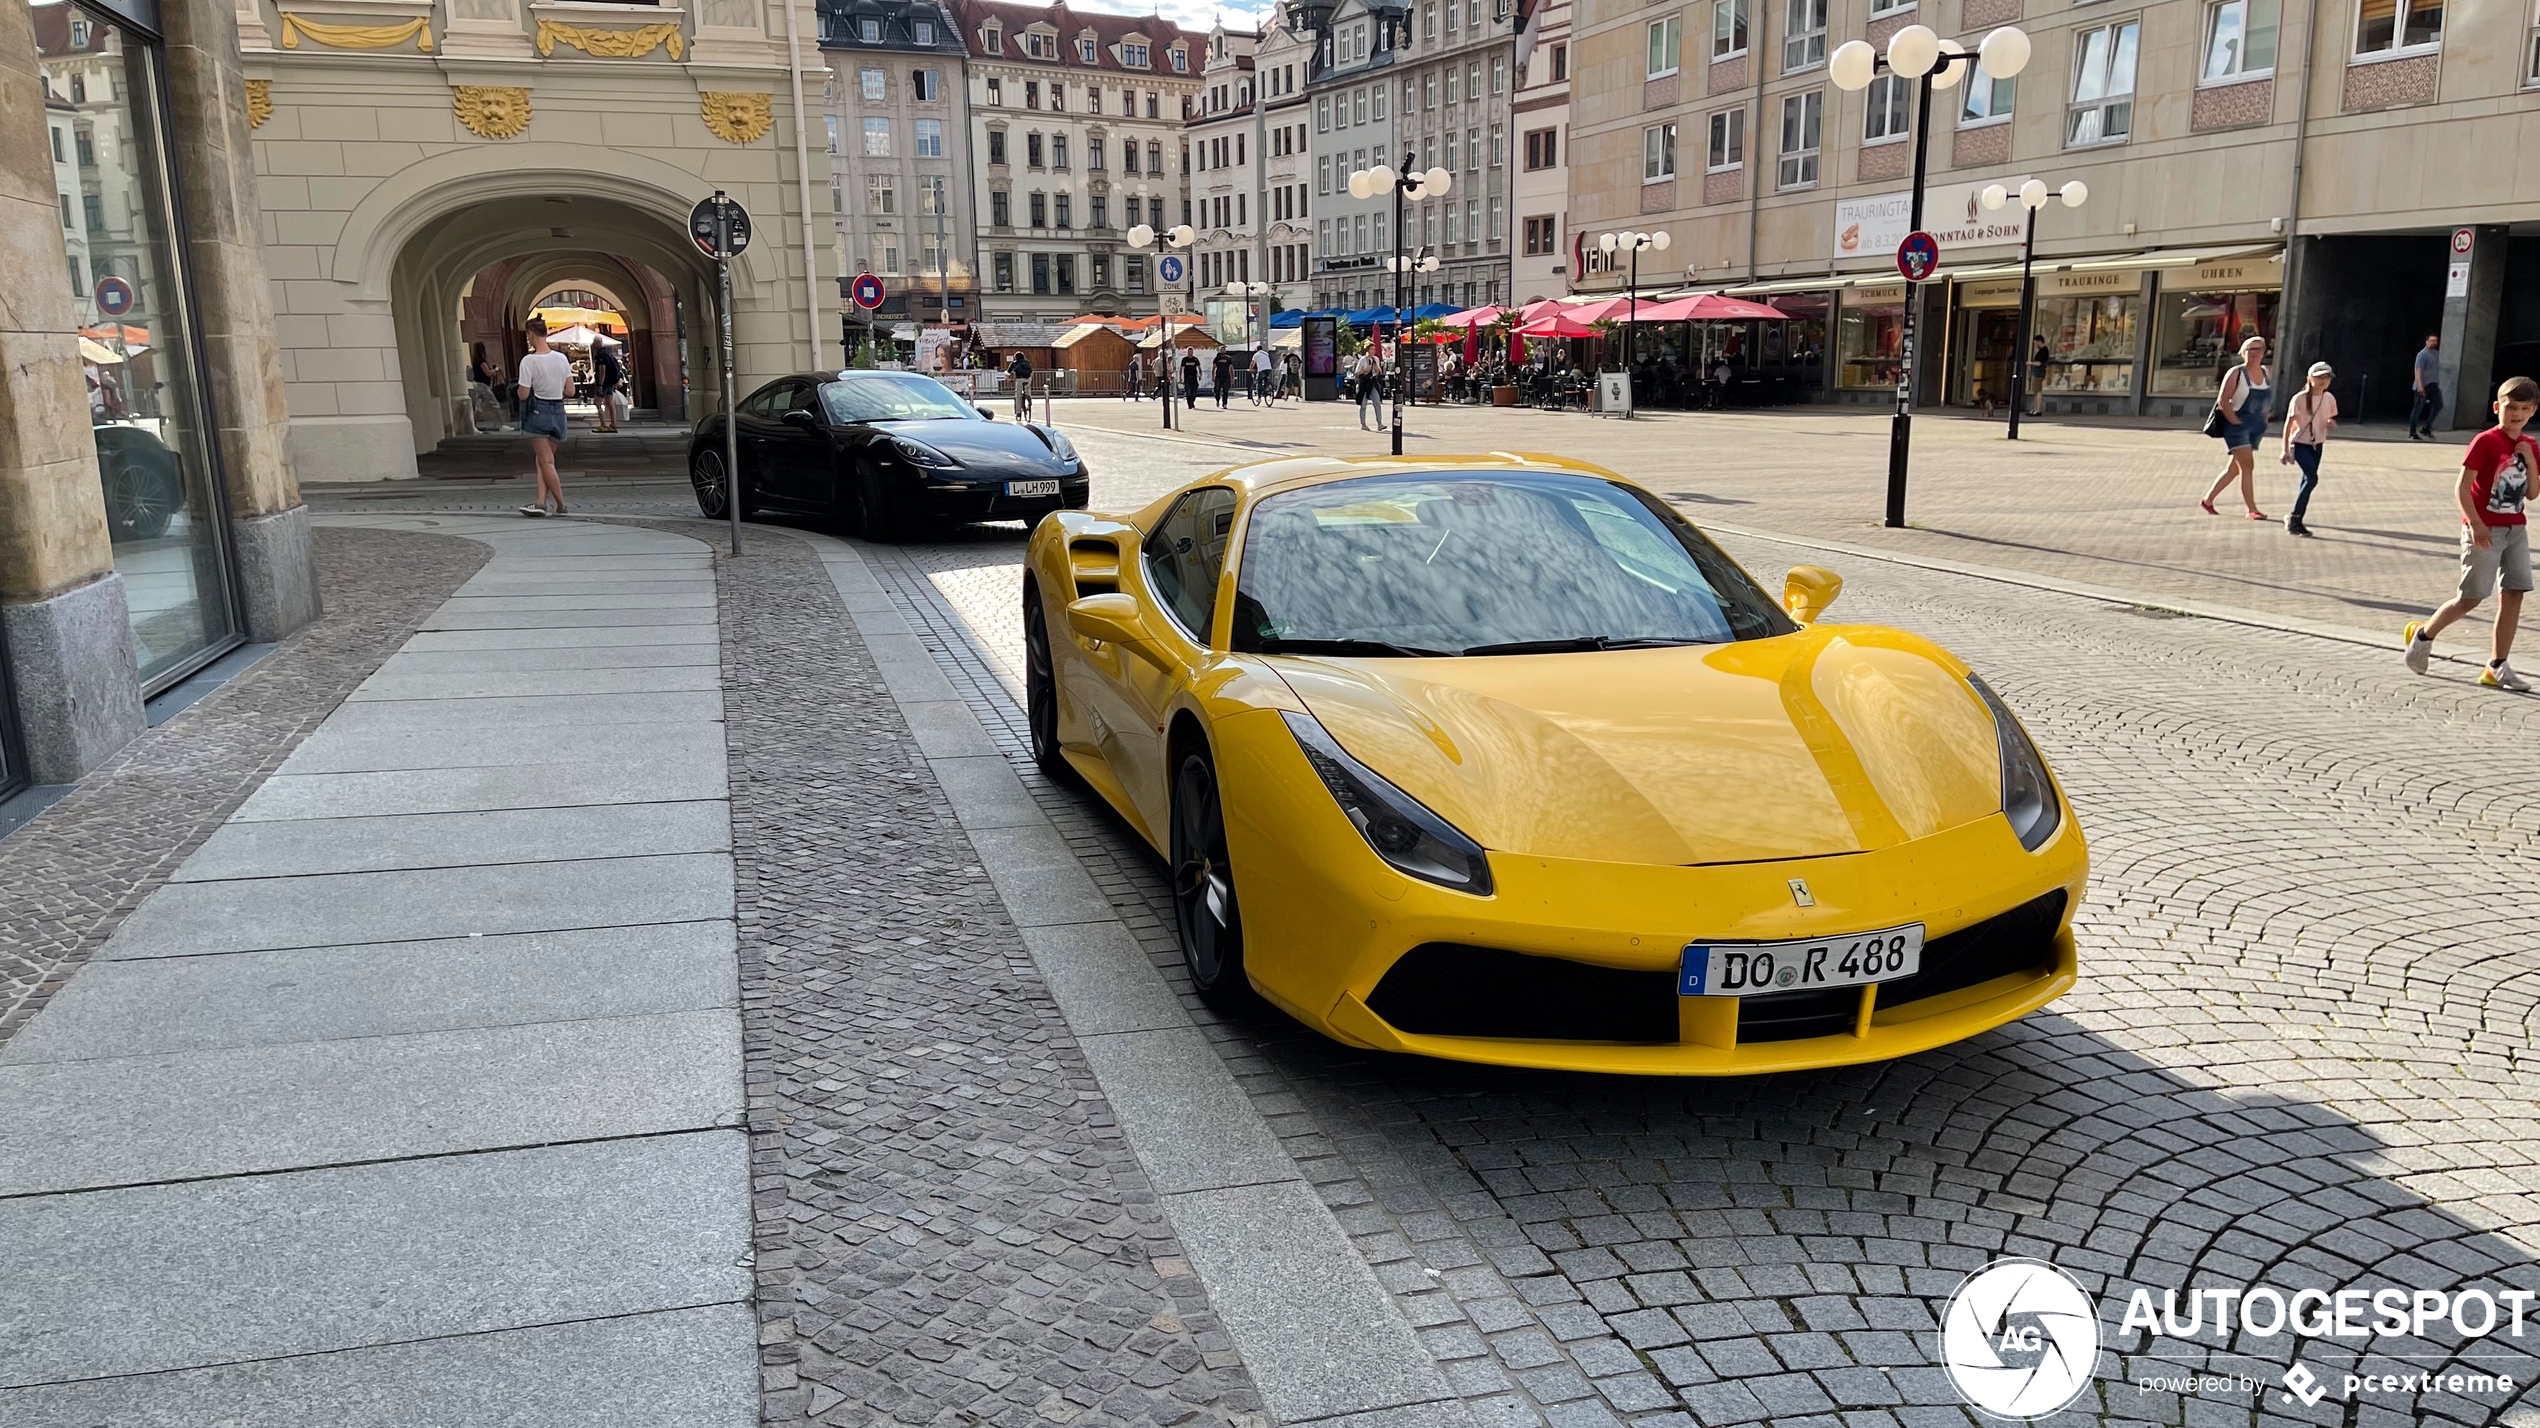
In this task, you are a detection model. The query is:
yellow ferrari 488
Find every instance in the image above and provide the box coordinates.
[1021,454,2086,1075]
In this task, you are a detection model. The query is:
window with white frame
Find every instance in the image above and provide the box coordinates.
[860,67,886,100]
[1707,108,1743,169]
[911,69,940,100]
[1376,83,1389,119]
[1424,71,1437,107]
[1488,194,1503,243]
[1648,16,1682,77]
[824,114,840,152]
[1863,73,1910,143]
[831,180,843,214]
[860,16,881,42]
[868,174,895,213]
[1643,122,1678,181]
[1463,200,1478,245]
[2203,0,2280,78]
[1959,61,2013,123]
[1125,41,1149,65]
[2067,20,2139,145]
[863,117,891,155]
[1447,67,1460,104]
[982,23,1001,53]
[1445,129,1461,169]
[1079,36,1098,62]
[919,174,946,214]
[914,17,935,43]
[870,237,900,275]
[1713,0,1748,58]
[916,119,943,156]
[1493,55,1507,92]
[2355,0,2441,54]
[1777,90,1821,188]
[1318,153,1331,192]
[1317,96,1330,130]
[1869,0,1912,14]
[1783,0,1826,71]
[1171,45,1187,70]
[1466,125,1480,168]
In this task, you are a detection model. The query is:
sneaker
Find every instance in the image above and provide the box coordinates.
[552,502,568,516]
[518,503,548,518]
[2403,621,2433,675]
[2482,661,2532,691]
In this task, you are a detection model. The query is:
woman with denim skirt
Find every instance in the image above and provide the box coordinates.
[513,317,574,516]
[2201,335,2273,521]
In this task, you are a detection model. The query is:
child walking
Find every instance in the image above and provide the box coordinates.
[2404,375,2540,689]
[2279,361,2337,537]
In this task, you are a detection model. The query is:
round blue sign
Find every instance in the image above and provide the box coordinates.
[851,273,886,310]
[1896,231,1941,283]
[1158,255,1185,285]
[94,276,135,317]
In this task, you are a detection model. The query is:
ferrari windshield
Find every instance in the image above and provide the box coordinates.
[819,373,978,424]
[1231,472,1794,655]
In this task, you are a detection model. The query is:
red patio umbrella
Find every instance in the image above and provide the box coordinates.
[1517,315,1603,340]
[1626,293,1788,323]
[1435,305,1504,328]
[1555,296,1643,324]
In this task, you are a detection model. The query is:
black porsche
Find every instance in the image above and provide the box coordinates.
[688,370,1089,540]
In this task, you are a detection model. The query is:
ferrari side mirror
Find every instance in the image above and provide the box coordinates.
[1783,565,1843,624]
[1067,593,1171,667]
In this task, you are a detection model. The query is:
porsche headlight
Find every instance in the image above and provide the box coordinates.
[1038,426,1080,464]
[1282,710,1493,895]
[892,436,958,468]
[1967,674,2061,852]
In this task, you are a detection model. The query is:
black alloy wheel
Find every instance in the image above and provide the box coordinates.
[691,447,730,519]
[854,466,906,543]
[102,463,177,541]
[1171,746,1256,1009]
[1022,585,1070,780]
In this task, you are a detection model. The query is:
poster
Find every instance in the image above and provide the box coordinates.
[1304,316,1338,377]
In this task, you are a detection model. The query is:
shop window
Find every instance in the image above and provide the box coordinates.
[1777,90,1821,189]
[2203,0,2279,79]
[2034,293,2141,395]
[2150,287,2278,395]
[860,67,886,101]
[1783,0,1826,72]
[2068,21,2139,146]
[1708,108,1744,170]
[1648,16,1682,78]
[1837,295,1904,388]
[2355,0,2441,54]
[1643,122,1677,182]
[1713,0,1748,58]
[1864,74,1910,144]
[1960,63,2014,124]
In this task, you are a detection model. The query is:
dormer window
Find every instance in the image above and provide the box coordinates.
[859,17,881,43]
[1079,36,1099,63]
[1124,41,1149,65]
[1169,45,1187,70]
[1024,31,1051,58]
[982,23,1002,53]
[913,18,934,43]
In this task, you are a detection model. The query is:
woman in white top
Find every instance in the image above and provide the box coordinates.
[513,317,574,516]
[2279,361,2338,537]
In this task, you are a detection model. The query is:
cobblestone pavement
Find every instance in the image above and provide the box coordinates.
[650,519,1271,1428]
[1044,398,2495,641]
[0,525,488,1044]
[842,438,2540,1428]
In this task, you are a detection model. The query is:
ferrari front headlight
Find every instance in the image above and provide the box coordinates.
[1281,710,1493,896]
[1967,674,2061,852]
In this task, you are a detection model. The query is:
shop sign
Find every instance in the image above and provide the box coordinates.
[2178,259,2280,290]
[2044,268,2140,296]
[1957,278,2025,308]
[1835,179,2033,259]
[1849,282,1907,305]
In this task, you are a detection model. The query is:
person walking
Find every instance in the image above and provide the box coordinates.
[590,336,624,433]
[513,317,572,517]
[1126,354,1144,401]
[2027,337,2050,417]
[1007,351,1033,421]
[2409,334,2443,440]
[2200,336,2273,520]
[1179,349,1201,407]
[2279,362,2339,537]
[1251,345,1274,405]
[1354,350,1384,430]
[2403,376,2540,689]
[1212,349,1234,410]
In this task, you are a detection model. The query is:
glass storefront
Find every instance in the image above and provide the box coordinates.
[1837,287,1907,389]
[2149,286,2279,397]
[1768,292,1829,401]
[1949,280,2024,407]
[2033,293,2141,397]
[35,0,239,691]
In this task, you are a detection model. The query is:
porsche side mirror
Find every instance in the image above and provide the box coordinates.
[1783,565,1843,624]
[781,409,821,430]
[1067,593,1171,667]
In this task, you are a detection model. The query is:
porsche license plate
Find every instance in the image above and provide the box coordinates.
[1679,925,1925,997]
[1005,479,1061,497]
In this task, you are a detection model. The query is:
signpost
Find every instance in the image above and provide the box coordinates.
[692,192,752,556]
[1158,254,1186,431]
[1896,231,1940,284]
[93,277,137,395]
[850,273,885,370]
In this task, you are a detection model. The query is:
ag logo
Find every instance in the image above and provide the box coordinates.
[1940,1258,2099,1420]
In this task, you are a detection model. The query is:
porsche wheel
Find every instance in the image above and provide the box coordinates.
[855,467,906,543]
[1022,585,1070,781]
[692,447,752,520]
[1171,746,1255,1009]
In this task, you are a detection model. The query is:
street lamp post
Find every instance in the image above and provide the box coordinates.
[1831,23,2031,527]
[1128,217,1196,431]
[1979,177,2088,440]
[1351,149,1452,456]
[1384,251,1439,418]
[1225,280,1271,401]
[1598,230,1673,415]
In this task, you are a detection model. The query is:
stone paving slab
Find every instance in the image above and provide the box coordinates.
[419,606,719,630]
[457,578,719,598]
[0,1303,758,1428]
[104,852,733,956]
[349,661,726,699]
[0,1131,751,1388]
[403,623,722,650]
[234,761,729,820]
[172,800,729,881]
[435,591,718,612]
[0,922,736,1063]
[313,689,725,734]
[276,719,723,775]
[364,642,725,673]
[0,1008,742,1195]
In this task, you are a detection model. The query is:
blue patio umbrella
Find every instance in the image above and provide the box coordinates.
[1268,308,1310,328]
[1410,303,1461,320]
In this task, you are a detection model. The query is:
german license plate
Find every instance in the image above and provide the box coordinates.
[1005,479,1061,497]
[1679,925,1925,997]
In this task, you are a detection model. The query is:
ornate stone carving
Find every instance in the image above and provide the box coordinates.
[700,91,773,143]
[453,84,532,138]
[244,78,272,128]
[533,18,685,59]
[277,13,434,51]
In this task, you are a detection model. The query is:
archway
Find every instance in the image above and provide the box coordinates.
[457,255,687,424]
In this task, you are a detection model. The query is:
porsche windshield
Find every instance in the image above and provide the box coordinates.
[819,374,978,423]
[1231,473,1795,655]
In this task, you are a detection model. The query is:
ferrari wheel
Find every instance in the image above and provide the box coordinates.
[1022,585,1071,781]
[1171,746,1256,1009]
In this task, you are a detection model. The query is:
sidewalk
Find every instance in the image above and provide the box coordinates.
[0,516,755,1424]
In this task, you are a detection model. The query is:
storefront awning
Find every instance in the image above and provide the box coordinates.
[1722,275,1853,297]
[2059,243,2280,273]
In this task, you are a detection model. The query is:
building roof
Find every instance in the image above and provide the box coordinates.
[951,0,1208,75]
[817,0,971,54]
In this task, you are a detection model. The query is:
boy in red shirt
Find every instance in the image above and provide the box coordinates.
[2405,376,2540,688]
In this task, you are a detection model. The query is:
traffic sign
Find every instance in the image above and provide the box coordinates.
[2452,227,2476,255]
[850,273,886,310]
[1158,293,1188,315]
[1896,230,1940,283]
[94,276,134,317]
[1158,255,1185,285]
[690,195,752,259]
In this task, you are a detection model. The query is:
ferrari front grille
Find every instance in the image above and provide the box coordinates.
[1875,889,2067,1009]
[1368,943,1677,1044]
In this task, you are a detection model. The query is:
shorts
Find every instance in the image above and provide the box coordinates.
[2224,418,2266,451]
[2456,522,2533,601]
[520,395,568,440]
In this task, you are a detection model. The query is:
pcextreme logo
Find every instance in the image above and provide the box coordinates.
[1939,1259,2100,1420]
